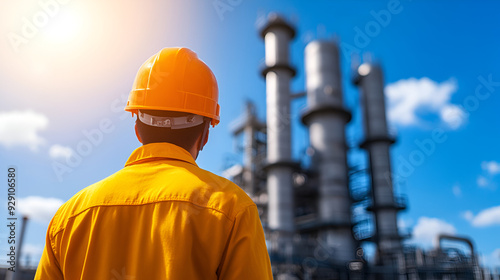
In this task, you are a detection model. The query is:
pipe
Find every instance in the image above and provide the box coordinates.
[436,234,474,252]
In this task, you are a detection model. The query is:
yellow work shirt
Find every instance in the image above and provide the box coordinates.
[35,143,273,280]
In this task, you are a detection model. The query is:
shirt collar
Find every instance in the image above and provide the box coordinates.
[125,143,198,167]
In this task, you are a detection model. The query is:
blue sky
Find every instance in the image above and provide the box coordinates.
[1,0,499,268]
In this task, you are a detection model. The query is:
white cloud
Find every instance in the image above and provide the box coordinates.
[482,161,500,175]
[385,77,465,129]
[49,144,74,161]
[452,185,462,197]
[18,196,64,223]
[440,104,466,129]
[222,164,243,179]
[465,205,500,227]
[476,161,499,190]
[482,248,500,268]
[0,110,49,151]
[21,243,43,259]
[461,210,474,221]
[19,243,44,266]
[477,176,489,188]
[397,217,413,230]
[411,217,456,247]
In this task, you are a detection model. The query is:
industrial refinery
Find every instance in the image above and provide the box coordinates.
[223,14,500,279]
[1,7,498,280]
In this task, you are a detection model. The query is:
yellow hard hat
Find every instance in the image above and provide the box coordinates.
[125,47,220,127]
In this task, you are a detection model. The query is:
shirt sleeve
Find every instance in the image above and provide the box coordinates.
[34,220,64,280]
[217,204,273,280]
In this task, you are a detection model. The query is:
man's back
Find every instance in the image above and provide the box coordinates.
[35,143,272,279]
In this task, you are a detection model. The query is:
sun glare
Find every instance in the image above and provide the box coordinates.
[42,9,83,43]
[31,63,47,77]
[1,0,163,95]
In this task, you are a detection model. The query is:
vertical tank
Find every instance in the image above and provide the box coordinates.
[260,13,298,279]
[260,13,297,240]
[353,62,405,265]
[301,40,355,263]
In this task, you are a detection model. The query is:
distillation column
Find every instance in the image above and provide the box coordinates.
[353,63,404,265]
[260,14,296,248]
[238,102,259,195]
[301,41,355,264]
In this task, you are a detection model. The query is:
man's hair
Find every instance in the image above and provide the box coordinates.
[135,110,207,151]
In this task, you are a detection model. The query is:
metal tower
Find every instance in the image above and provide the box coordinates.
[301,40,356,264]
[353,62,406,267]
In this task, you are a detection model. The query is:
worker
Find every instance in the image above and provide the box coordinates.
[35,48,273,279]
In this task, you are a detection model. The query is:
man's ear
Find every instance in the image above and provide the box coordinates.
[135,124,143,144]
[198,123,210,152]
[202,129,209,147]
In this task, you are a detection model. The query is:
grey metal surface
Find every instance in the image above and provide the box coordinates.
[305,41,343,108]
[261,15,295,235]
[358,63,390,139]
[243,103,257,195]
[304,40,355,263]
[356,63,403,261]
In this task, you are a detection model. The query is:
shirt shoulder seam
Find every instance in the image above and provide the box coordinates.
[51,199,241,238]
